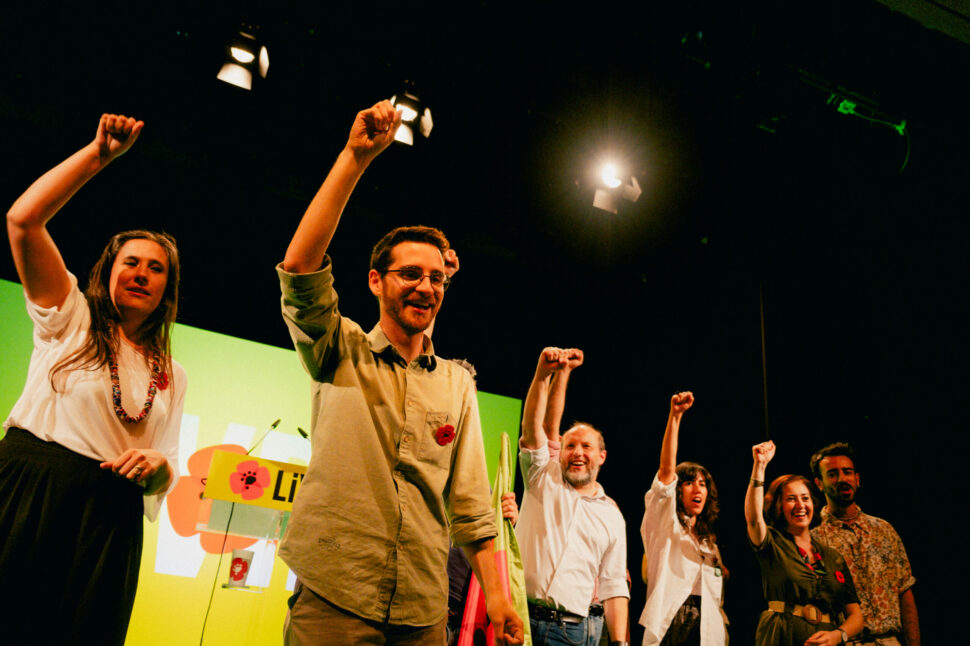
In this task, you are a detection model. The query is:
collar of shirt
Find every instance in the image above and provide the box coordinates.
[366,324,438,371]
[579,481,608,501]
[821,505,871,534]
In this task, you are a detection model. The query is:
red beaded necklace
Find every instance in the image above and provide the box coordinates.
[108,346,162,424]
[797,545,827,577]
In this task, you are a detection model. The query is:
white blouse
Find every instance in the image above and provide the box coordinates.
[4,274,185,520]
[639,473,726,646]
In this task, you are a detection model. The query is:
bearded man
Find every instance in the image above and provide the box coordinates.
[516,347,630,646]
[278,100,522,646]
[810,442,920,646]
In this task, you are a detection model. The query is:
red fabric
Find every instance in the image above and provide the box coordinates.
[457,550,510,646]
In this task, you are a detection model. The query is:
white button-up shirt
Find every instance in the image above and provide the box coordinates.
[516,443,629,616]
[639,473,725,646]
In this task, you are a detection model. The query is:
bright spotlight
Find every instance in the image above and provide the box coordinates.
[230,47,255,64]
[390,87,433,146]
[592,164,642,214]
[217,25,269,91]
[399,106,419,122]
[601,163,622,189]
[217,63,253,90]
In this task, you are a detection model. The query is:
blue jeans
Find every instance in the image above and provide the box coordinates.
[530,614,603,646]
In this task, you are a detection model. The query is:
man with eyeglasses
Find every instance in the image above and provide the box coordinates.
[277,100,523,646]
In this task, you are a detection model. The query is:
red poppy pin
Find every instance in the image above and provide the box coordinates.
[835,570,845,583]
[158,371,169,391]
[434,424,456,446]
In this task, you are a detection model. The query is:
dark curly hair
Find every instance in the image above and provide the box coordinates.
[763,474,823,530]
[675,461,719,543]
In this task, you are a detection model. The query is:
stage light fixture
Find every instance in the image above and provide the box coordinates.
[217,26,269,91]
[390,89,433,145]
[592,164,642,214]
[600,163,623,189]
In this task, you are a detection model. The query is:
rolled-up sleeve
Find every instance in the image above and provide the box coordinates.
[641,472,678,549]
[597,516,630,600]
[446,375,497,547]
[277,259,340,380]
[518,443,550,491]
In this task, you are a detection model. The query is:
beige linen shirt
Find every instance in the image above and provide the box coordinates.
[277,259,496,626]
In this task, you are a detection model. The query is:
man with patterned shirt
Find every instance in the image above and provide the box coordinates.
[810,443,920,646]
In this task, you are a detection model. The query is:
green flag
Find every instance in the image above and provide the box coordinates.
[458,432,532,646]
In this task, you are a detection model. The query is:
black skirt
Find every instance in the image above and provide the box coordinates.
[0,427,145,646]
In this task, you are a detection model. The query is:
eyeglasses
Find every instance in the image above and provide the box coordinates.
[384,266,451,291]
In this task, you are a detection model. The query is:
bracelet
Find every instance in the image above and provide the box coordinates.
[609,642,630,646]
[749,478,764,487]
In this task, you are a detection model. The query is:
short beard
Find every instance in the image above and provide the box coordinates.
[830,485,856,506]
[561,462,598,489]
[385,298,436,336]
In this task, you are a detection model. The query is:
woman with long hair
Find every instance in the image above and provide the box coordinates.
[640,392,727,646]
[1,114,185,644]
[744,442,863,646]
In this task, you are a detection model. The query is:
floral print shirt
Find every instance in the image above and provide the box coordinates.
[812,507,916,635]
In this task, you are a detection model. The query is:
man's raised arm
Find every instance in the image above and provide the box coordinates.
[283,101,402,273]
[541,348,583,445]
[521,348,569,450]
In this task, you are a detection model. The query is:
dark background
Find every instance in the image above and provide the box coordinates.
[2,1,965,642]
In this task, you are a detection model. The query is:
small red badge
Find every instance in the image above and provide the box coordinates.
[434,424,456,446]
[230,557,250,582]
[835,570,845,583]
[158,371,169,391]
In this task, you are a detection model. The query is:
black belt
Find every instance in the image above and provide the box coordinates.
[528,601,602,624]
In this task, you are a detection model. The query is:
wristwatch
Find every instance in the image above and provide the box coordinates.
[839,628,849,643]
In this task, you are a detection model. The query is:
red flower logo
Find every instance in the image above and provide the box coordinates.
[229,460,271,500]
[166,444,259,554]
[434,424,456,446]
[835,570,845,583]
[229,557,250,582]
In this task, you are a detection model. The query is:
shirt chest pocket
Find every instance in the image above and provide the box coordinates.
[417,411,456,470]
